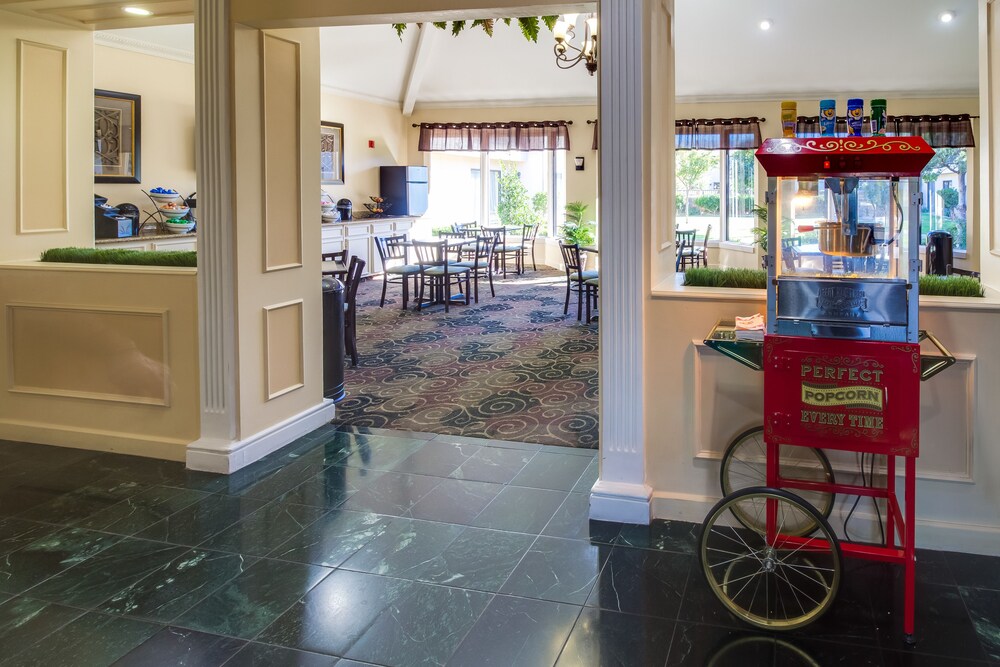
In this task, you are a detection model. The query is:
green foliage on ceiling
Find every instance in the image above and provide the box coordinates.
[392,17,560,42]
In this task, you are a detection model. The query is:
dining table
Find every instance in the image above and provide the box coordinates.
[402,237,476,308]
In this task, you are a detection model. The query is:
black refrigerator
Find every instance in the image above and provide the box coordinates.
[380,166,428,216]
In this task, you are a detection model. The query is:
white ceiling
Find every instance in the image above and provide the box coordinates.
[99,0,979,107]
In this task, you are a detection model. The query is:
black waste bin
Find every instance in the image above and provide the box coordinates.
[322,277,346,402]
[926,230,954,276]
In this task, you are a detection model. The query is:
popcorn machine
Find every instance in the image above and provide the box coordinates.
[699,137,956,644]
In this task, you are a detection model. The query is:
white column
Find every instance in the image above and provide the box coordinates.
[194,0,239,445]
[590,0,654,524]
[980,0,1000,288]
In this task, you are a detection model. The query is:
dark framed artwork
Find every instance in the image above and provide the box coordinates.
[94,89,141,183]
[320,121,344,185]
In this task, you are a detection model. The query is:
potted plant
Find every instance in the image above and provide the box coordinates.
[561,201,596,270]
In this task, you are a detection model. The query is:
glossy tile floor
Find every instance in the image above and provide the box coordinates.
[0,425,997,666]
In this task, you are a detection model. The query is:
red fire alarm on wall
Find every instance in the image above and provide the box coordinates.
[368,140,375,149]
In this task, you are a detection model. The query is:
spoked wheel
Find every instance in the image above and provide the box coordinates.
[720,426,836,536]
[700,487,842,631]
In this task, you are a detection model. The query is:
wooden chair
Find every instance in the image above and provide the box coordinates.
[412,240,472,313]
[584,276,599,323]
[374,234,420,309]
[343,255,366,367]
[452,222,479,235]
[454,234,498,303]
[781,237,802,271]
[321,249,348,280]
[675,229,699,271]
[520,223,540,272]
[559,243,598,321]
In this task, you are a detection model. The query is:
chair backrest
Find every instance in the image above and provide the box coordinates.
[469,234,497,267]
[412,240,447,269]
[521,223,538,244]
[560,243,583,276]
[780,237,800,270]
[701,225,712,250]
[452,222,478,233]
[676,229,696,249]
[374,234,407,264]
[438,231,466,241]
[344,255,366,317]
[321,249,347,264]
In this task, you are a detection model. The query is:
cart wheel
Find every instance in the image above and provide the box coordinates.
[720,426,835,536]
[700,487,842,631]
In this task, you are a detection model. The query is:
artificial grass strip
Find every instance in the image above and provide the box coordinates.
[40,247,197,268]
[684,267,984,297]
[918,274,985,297]
[683,267,768,289]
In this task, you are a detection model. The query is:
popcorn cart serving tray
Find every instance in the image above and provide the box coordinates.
[698,137,955,645]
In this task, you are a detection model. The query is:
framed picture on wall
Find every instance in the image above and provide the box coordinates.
[321,121,345,185]
[94,89,141,183]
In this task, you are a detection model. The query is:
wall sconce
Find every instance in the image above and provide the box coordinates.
[575,156,585,171]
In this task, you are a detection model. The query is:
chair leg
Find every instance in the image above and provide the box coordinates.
[402,275,409,310]
[532,245,537,271]
[576,283,583,321]
[473,272,479,303]
[585,286,592,323]
[465,274,471,305]
[488,268,495,297]
[444,276,451,313]
[379,275,388,308]
[417,276,425,310]
[564,280,571,315]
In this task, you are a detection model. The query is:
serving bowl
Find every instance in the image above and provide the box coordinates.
[158,206,190,219]
[149,190,179,202]
[162,221,195,234]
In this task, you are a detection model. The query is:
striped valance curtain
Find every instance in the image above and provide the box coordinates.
[794,114,975,148]
[417,121,571,152]
[675,117,763,150]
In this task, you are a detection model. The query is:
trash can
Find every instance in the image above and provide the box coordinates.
[926,230,954,276]
[322,277,346,402]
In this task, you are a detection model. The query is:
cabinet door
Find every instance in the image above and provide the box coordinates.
[152,238,197,252]
[321,224,346,254]
[346,233,372,277]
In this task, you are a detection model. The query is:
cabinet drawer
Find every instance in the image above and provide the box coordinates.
[321,224,346,241]
[152,239,197,252]
[345,223,372,236]
[371,221,394,235]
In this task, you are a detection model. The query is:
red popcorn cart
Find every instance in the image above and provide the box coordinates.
[699,137,956,644]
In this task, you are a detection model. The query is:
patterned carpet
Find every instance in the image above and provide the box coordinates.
[334,269,599,449]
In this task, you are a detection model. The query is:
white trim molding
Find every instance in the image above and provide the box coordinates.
[187,399,335,473]
[590,480,653,524]
[94,32,195,64]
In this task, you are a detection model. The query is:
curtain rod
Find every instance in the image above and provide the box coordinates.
[412,121,574,127]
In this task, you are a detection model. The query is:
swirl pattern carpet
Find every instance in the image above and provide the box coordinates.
[334,270,599,449]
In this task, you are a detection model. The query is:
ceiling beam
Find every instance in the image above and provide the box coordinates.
[400,24,439,117]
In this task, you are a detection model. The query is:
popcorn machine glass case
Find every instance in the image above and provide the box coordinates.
[756,137,935,343]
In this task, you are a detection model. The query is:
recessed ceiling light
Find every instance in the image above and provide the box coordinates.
[122,6,153,16]
[940,10,955,23]
[759,19,772,31]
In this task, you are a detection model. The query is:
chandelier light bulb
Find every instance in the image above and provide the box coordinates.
[759,19,772,31]
[564,13,579,27]
[940,10,955,23]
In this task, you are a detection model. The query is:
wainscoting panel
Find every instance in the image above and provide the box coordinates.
[7,304,168,405]
[264,299,304,400]
[260,32,302,271]
[17,40,67,234]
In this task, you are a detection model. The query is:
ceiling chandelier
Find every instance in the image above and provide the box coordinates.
[553,13,598,75]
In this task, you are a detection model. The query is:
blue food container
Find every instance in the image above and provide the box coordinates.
[819,99,837,136]
[846,98,864,136]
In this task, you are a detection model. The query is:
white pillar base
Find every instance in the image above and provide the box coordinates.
[589,479,652,525]
[186,400,335,473]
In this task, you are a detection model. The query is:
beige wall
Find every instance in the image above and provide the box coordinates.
[0,10,94,261]
[232,26,325,437]
[674,96,981,272]
[94,45,197,209]
[643,287,1000,554]
[319,91,407,207]
[407,104,599,219]
[0,262,200,460]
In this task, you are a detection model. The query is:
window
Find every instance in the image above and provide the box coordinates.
[427,150,565,234]
[920,148,969,251]
[674,148,756,243]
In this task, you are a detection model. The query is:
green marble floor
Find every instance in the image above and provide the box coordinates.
[0,425,997,666]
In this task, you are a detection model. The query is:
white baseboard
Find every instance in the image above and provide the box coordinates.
[590,480,652,524]
[186,400,335,473]
[0,419,189,461]
[652,491,1000,557]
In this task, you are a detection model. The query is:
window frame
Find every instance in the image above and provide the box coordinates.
[674,147,757,246]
